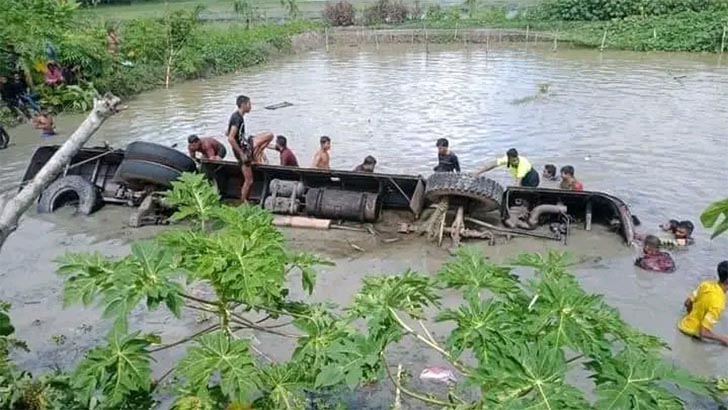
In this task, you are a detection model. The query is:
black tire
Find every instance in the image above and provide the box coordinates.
[425,172,504,212]
[116,159,182,189]
[124,141,197,173]
[38,176,103,215]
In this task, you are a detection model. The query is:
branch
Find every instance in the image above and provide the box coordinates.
[180,293,219,307]
[0,94,121,250]
[382,354,454,408]
[184,303,218,315]
[149,324,219,353]
[151,365,177,392]
[388,308,470,375]
[229,315,298,339]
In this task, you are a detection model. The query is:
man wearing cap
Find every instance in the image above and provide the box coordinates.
[474,148,540,187]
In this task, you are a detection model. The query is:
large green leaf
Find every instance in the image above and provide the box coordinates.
[57,242,184,332]
[349,270,439,343]
[436,298,519,364]
[165,172,221,226]
[176,331,257,403]
[474,341,590,409]
[701,199,728,239]
[255,363,308,410]
[313,334,382,390]
[72,329,153,407]
[590,350,699,410]
[437,247,525,302]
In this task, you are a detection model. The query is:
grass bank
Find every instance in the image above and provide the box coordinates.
[383,7,728,52]
[0,14,319,126]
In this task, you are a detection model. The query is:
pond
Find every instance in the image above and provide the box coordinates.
[1,42,727,408]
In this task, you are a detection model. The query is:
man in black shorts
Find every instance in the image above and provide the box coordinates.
[226,95,273,202]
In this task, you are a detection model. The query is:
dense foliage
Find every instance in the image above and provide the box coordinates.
[539,0,728,21]
[0,0,314,115]
[0,173,717,409]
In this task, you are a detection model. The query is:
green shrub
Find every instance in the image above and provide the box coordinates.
[540,0,728,21]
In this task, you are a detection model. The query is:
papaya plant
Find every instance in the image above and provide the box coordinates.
[0,174,720,408]
[702,198,728,239]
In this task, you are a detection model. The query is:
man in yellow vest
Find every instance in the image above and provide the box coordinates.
[679,261,728,345]
[475,148,540,187]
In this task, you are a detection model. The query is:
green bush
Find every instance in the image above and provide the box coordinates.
[540,0,728,21]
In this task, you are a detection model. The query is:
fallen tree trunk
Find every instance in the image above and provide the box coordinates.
[0,94,122,251]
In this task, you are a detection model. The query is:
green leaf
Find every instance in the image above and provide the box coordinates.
[0,303,13,337]
[255,363,307,410]
[314,365,344,388]
[475,341,589,409]
[590,350,692,410]
[701,199,728,239]
[437,247,525,302]
[701,199,728,228]
[176,331,257,403]
[287,252,333,295]
[72,328,153,407]
[165,173,221,226]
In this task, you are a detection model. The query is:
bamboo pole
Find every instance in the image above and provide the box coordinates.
[525,25,529,42]
[552,30,559,51]
[424,21,429,54]
[721,25,727,54]
[325,26,329,52]
[600,28,608,52]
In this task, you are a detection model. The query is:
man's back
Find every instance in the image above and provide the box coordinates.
[679,280,726,336]
[280,147,299,167]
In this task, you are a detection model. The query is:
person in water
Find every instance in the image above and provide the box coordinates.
[32,111,56,137]
[188,135,226,160]
[433,138,460,173]
[679,261,728,345]
[634,235,676,273]
[662,220,695,248]
[475,148,539,187]
[274,135,299,167]
[559,165,583,191]
[354,155,377,172]
[542,164,558,181]
[312,136,331,169]
[226,95,274,201]
[0,123,9,149]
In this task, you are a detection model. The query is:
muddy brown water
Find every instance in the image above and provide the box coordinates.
[1,43,727,408]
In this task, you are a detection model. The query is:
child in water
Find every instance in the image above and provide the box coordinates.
[659,219,695,248]
[32,112,56,138]
[542,164,558,181]
[635,235,676,273]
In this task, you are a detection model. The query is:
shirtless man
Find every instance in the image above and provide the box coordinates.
[226,95,273,201]
[312,136,331,169]
[188,135,226,160]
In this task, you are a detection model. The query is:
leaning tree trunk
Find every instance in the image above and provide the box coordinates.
[0,94,122,250]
